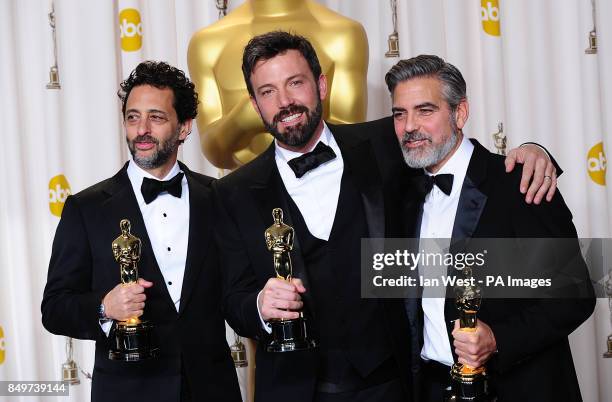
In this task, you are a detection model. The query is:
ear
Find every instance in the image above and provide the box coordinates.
[454,98,469,130]
[250,96,263,118]
[178,119,193,141]
[317,74,328,101]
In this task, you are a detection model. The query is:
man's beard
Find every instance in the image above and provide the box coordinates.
[127,129,180,170]
[262,100,323,148]
[399,116,460,169]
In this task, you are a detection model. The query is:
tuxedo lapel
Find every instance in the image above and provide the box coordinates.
[445,139,490,359]
[103,164,177,315]
[179,165,212,315]
[248,144,315,314]
[451,140,489,241]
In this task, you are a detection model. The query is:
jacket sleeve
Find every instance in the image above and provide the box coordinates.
[41,195,108,340]
[489,172,594,373]
[212,183,268,340]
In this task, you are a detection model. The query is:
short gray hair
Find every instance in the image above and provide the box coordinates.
[385,55,466,112]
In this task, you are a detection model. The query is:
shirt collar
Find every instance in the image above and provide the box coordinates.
[424,134,474,197]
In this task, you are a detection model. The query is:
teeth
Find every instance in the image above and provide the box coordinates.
[281,113,301,123]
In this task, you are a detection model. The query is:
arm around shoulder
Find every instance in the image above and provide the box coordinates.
[488,171,595,372]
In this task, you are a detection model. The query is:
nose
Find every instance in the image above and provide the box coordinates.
[276,88,293,109]
[137,115,151,135]
[403,113,418,135]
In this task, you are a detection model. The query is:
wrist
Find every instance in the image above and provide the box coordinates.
[98,296,111,321]
[520,142,551,161]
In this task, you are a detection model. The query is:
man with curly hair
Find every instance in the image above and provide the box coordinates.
[42,61,241,402]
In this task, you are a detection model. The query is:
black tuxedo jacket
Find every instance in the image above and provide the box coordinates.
[401,140,595,401]
[213,120,412,402]
[42,162,241,402]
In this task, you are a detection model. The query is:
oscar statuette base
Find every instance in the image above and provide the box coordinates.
[231,337,248,367]
[445,363,492,402]
[266,315,317,353]
[109,321,158,361]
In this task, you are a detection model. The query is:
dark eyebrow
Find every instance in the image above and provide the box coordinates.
[391,102,440,114]
[415,102,439,110]
[146,109,168,115]
[125,109,168,115]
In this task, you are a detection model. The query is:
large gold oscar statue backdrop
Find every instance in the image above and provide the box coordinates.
[188,0,368,169]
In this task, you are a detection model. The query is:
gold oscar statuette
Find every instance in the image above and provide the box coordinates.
[108,219,158,361]
[445,267,493,402]
[264,208,317,352]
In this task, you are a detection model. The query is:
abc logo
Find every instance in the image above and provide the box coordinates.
[587,142,606,186]
[119,8,142,52]
[49,174,72,217]
[0,325,5,365]
[481,0,501,37]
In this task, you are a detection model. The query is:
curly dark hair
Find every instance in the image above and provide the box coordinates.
[242,31,322,98]
[118,61,198,123]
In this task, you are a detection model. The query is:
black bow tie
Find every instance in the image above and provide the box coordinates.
[287,142,337,178]
[410,173,454,199]
[141,172,184,204]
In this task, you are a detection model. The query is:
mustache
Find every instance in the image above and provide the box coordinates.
[401,131,432,145]
[133,135,159,144]
[273,105,309,125]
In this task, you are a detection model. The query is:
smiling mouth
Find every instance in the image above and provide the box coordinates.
[281,113,302,123]
[274,105,308,126]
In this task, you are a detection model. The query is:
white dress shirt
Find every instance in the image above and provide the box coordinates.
[419,135,474,366]
[257,123,344,330]
[274,123,343,241]
[101,160,190,335]
[127,160,189,311]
